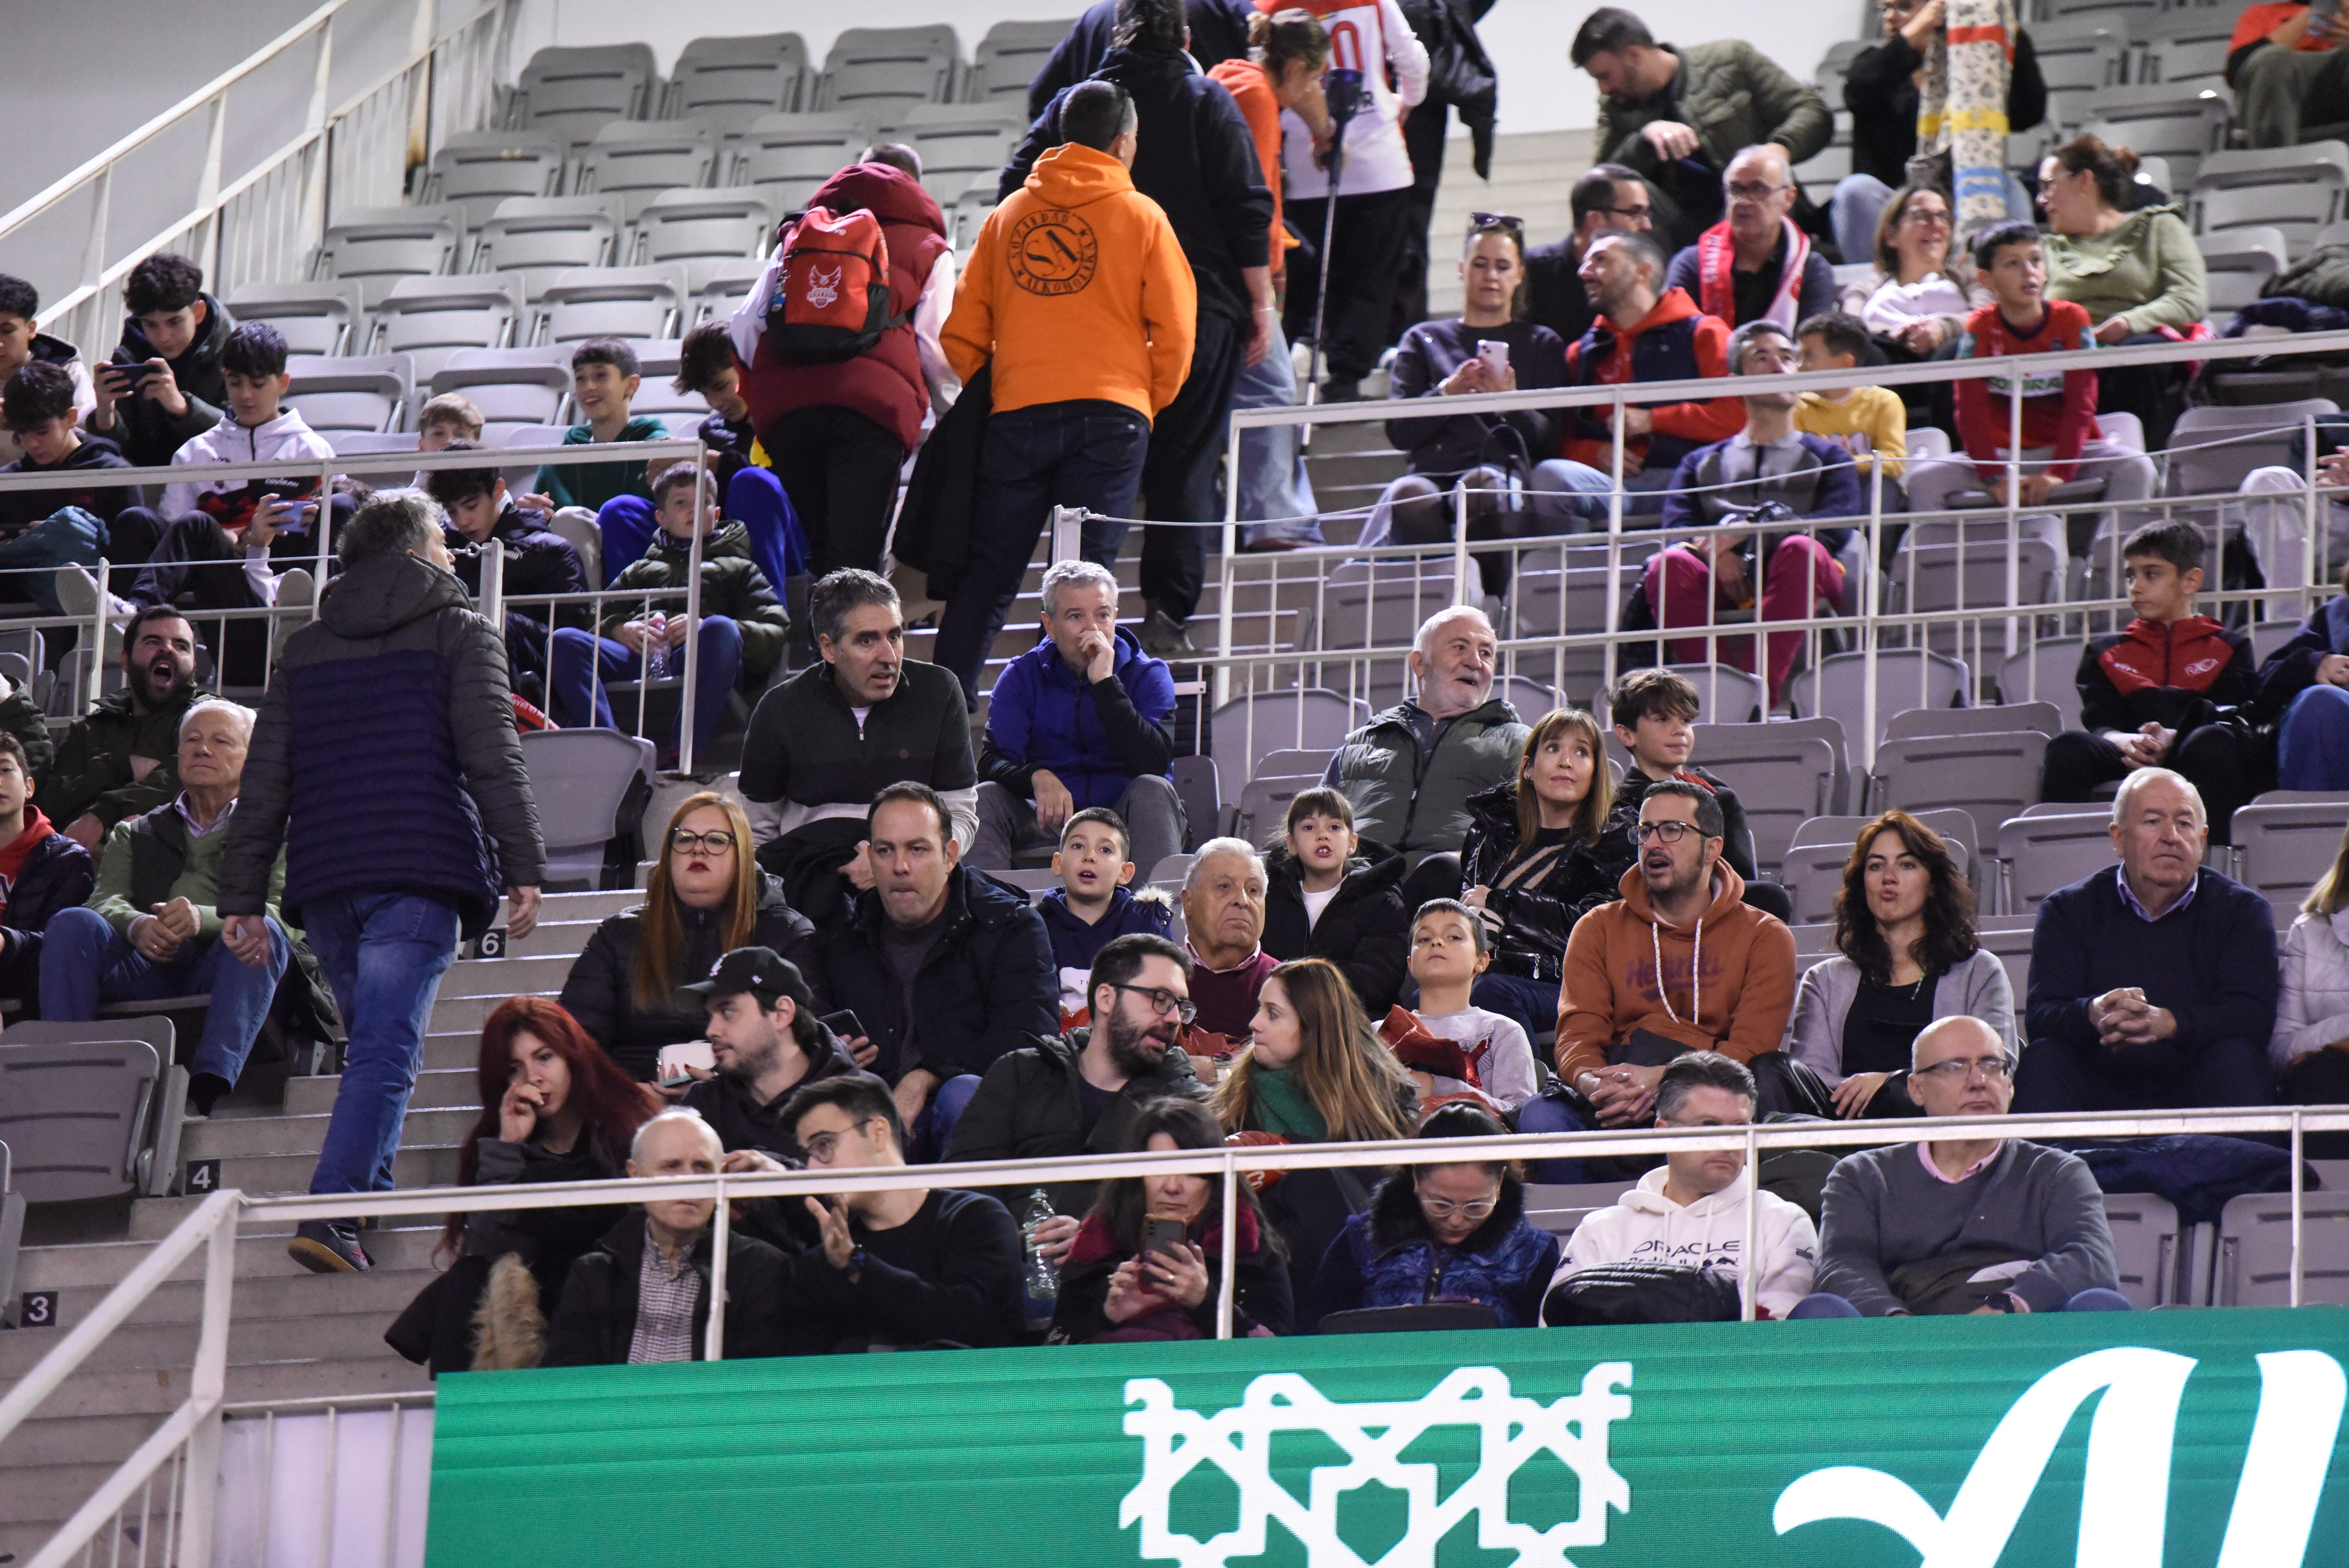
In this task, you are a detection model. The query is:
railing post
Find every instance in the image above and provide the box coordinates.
[1739,1124,1759,1323]
[87,560,110,711]
[1451,479,1472,608]
[2291,1108,2305,1310]
[2305,413,2322,615]
[80,167,112,343]
[479,535,504,630]
[196,96,228,285]
[177,1210,239,1568]
[1217,1151,1239,1340]
[677,453,708,776]
[1863,461,1881,775]
[706,1171,730,1360]
[1217,417,1240,709]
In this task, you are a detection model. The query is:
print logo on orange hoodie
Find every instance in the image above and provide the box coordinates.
[1010,210,1100,296]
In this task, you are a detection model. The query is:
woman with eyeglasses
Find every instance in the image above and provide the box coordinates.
[1215,956,1419,1298]
[559,791,827,1080]
[1832,0,2046,267]
[1360,216,1615,596]
[1302,1103,1559,1330]
[1048,1098,1292,1342]
[1855,186,1985,359]
[1781,811,2013,1119]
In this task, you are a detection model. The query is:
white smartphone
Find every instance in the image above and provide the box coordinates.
[1477,339,1509,377]
[655,1039,715,1085]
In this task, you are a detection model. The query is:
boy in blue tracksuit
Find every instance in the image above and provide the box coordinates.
[1036,805,1173,1019]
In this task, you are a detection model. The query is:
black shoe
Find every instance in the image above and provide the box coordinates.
[1142,608,1196,657]
[186,1072,232,1119]
[289,1220,371,1273]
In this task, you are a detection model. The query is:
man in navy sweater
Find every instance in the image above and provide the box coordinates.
[2016,768,2278,1114]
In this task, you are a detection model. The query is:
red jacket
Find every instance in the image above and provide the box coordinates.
[740,164,949,456]
[1952,299,2099,483]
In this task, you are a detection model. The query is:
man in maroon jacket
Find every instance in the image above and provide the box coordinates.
[730,160,955,580]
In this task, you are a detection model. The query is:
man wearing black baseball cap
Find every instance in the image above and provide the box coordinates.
[679,945,878,1168]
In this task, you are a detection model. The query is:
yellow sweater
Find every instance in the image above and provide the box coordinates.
[1794,387,1907,481]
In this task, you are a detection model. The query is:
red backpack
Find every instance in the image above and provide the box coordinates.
[762,205,902,364]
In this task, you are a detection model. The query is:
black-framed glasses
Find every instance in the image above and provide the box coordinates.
[1114,984,1198,1026]
[671,829,738,855]
[1913,1054,2018,1084]
[1634,821,1701,844]
[1590,200,1653,220]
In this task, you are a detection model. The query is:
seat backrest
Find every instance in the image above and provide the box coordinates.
[428,128,568,228]
[875,104,1026,205]
[314,206,463,309]
[2102,1192,2186,1308]
[669,32,808,130]
[1995,810,2116,909]
[1871,730,2051,846]
[1210,690,1367,768]
[1885,700,2062,741]
[968,19,1075,104]
[520,729,655,859]
[2215,1192,2349,1306]
[471,198,620,298]
[0,1033,161,1202]
[579,119,721,222]
[226,281,356,357]
[1685,724,1840,873]
[1786,650,1970,749]
[431,344,572,396]
[816,25,962,116]
[2231,802,2349,903]
[1996,639,2086,729]
[515,43,658,151]
[1234,773,1323,846]
[634,189,776,266]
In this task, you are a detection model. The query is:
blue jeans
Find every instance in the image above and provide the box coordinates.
[1472,971,1560,1046]
[1232,321,1322,547]
[594,472,801,592]
[1791,1288,2133,1318]
[1514,1091,1596,1185]
[548,613,743,755]
[39,906,291,1085]
[2278,683,2349,790]
[932,400,1149,706]
[303,891,460,1196]
[0,505,108,613]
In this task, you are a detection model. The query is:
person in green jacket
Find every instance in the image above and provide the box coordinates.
[526,337,668,583]
[40,605,202,850]
[40,697,292,1116]
[548,461,790,764]
[2038,134,2208,449]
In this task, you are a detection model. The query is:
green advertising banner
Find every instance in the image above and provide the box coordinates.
[428,1310,2349,1567]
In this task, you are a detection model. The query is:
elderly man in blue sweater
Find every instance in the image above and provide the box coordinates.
[970,559,1184,879]
[2015,768,2279,1114]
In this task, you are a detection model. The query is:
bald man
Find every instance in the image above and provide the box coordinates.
[2016,768,2279,1114]
[545,1111,796,1365]
[1797,1017,2124,1317]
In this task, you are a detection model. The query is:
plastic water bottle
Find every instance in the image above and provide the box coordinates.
[642,611,670,679]
[1022,1188,1060,1311]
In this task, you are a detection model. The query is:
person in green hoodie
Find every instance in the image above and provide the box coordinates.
[548,461,789,764]
[529,338,668,583]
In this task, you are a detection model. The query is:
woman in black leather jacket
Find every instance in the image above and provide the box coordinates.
[559,791,827,1080]
[1457,707,1634,1040]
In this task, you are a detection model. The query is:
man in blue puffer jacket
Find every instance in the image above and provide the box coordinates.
[971,558,1185,878]
[218,491,545,1274]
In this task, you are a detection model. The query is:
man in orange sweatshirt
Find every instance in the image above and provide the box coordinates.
[934,81,1198,707]
[1554,779,1798,1127]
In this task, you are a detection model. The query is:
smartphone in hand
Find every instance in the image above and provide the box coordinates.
[1142,1214,1187,1258]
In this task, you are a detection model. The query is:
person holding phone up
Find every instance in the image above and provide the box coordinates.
[88,252,235,471]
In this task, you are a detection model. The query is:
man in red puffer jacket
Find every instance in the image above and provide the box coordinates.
[731,160,953,581]
[2042,519,2265,841]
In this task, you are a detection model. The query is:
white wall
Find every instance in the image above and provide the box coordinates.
[513,0,1861,137]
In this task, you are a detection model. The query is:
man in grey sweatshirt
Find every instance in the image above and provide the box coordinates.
[1795,1016,2124,1317]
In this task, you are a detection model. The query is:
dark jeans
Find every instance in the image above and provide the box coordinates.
[1284,187,1413,383]
[2097,333,2191,451]
[1122,306,1246,622]
[1791,1288,2132,1317]
[40,907,291,1087]
[763,405,907,580]
[2041,724,2259,844]
[932,399,1148,706]
[305,891,462,1196]
[1472,971,1560,1047]
[132,500,351,685]
[548,614,744,757]
[104,506,167,565]
[2012,1030,2276,1114]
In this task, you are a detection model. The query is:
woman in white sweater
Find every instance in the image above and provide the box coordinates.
[2277,824,2349,1149]
[1781,811,2014,1119]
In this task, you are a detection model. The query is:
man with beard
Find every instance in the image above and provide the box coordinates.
[679,945,880,1165]
[42,606,201,852]
[946,932,1207,1247]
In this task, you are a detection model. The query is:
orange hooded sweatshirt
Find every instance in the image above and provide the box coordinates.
[942,143,1198,421]
[1554,860,1796,1084]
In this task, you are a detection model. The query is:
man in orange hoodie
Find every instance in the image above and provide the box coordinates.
[1554,780,1798,1127]
[935,82,1198,708]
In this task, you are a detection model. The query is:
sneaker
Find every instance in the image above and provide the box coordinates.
[1142,608,1196,657]
[289,1220,372,1273]
[185,1072,232,1119]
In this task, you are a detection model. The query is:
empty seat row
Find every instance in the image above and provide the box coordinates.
[281,337,715,443]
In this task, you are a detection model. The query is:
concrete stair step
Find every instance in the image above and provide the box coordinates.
[7,1349,429,1425]
[0,1288,438,1380]
[183,1104,474,1163]
[285,1064,477,1117]
[16,1225,444,1293]
[437,952,579,997]
[166,1142,459,1199]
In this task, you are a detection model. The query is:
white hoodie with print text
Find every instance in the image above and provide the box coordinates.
[1547,1165,1819,1320]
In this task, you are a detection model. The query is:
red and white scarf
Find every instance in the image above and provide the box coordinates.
[1696,217,1810,334]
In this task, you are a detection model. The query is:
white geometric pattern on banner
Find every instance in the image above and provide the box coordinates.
[1121,1364,1635,1568]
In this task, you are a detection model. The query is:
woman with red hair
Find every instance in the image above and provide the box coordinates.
[387,996,659,1374]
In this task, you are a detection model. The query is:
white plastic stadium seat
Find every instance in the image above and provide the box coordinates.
[814,26,962,120]
[285,354,412,437]
[424,128,568,231]
[367,273,523,384]
[520,730,658,887]
[1683,723,1842,875]
[578,119,721,223]
[632,189,777,292]
[0,1019,182,1201]
[2196,227,2287,328]
[664,33,809,137]
[2191,143,2349,259]
[2229,797,2349,904]
[312,204,464,311]
[2078,84,2230,190]
[1883,700,2062,741]
[224,281,356,358]
[1786,649,1969,750]
[468,196,622,305]
[2214,1192,2349,1306]
[532,266,687,345]
[875,103,1027,207]
[512,44,658,154]
[731,112,873,215]
[1995,808,2114,912]
[1869,729,2051,846]
[1996,638,2087,729]
[966,20,1076,108]
[1209,690,1368,784]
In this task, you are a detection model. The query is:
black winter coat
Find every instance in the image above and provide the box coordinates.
[943,1028,1209,1216]
[545,1214,797,1365]
[100,294,234,467]
[820,866,1059,1085]
[1025,0,1255,120]
[1457,782,1635,983]
[0,827,93,970]
[1049,1205,1292,1342]
[447,503,589,689]
[40,684,199,836]
[1005,43,1274,326]
[1260,846,1411,1016]
[560,871,824,1081]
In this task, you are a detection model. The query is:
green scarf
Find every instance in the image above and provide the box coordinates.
[1251,1065,1328,1143]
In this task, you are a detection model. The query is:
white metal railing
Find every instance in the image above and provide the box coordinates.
[0,0,517,354]
[8,1107,2349,1564]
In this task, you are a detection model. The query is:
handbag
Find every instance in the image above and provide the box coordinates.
[1542,1262,1742,1326]
[1887,1247,2037,1315]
